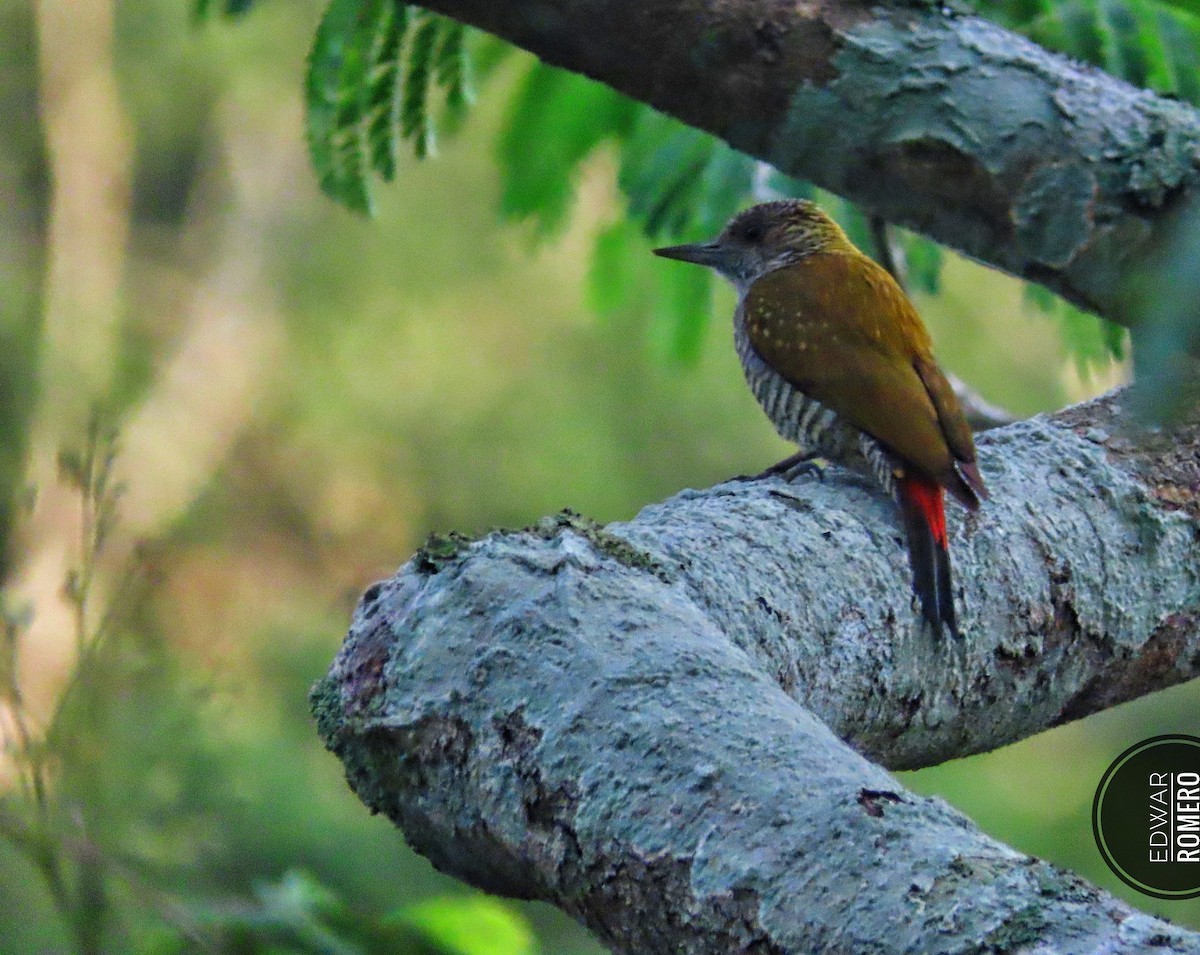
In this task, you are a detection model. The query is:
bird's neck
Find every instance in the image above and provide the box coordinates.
[732,238,854,300]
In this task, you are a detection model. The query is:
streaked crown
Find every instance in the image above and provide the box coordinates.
[719,199,851,257]
[653,199,854,294]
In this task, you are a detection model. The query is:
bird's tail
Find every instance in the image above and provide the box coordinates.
[897,473,958,638]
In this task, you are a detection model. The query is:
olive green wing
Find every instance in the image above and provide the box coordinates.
[912,353,988,501]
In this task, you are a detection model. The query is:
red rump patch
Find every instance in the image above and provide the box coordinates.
[899,474,947,549]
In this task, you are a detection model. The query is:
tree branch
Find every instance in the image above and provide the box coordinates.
[947,370,1018,431]
[419,0,1200,329]
[315,388,1200,953]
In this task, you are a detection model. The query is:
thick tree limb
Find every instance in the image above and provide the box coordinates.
[314,388,1200,953]
[418,0,1200,329]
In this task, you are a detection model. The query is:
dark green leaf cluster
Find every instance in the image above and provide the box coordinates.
[306,1,471,214]
[975,0,1200,105]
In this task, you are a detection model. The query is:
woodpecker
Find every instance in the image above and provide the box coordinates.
[654,199,987,637]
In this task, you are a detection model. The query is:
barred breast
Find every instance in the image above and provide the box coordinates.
[733,305,854,458]
[733,303,897,498]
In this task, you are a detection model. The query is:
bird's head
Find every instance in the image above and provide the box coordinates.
[653,199,851,295]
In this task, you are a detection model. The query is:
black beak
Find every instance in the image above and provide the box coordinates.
[652,240,725,267]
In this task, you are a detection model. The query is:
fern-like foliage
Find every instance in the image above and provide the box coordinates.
[299,3,1161,365]
[305,1,471,214]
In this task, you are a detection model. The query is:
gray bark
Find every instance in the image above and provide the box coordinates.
[314,388,1200,954]
[414,0,1200,330]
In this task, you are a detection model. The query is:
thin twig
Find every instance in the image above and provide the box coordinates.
[868,214,905,289]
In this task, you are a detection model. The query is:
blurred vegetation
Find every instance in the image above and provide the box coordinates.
[0,0,1196,952]
[971,0,1200,103]
[301,2,1138,373]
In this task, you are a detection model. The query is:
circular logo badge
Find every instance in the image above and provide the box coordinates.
[1093,735,1200,900]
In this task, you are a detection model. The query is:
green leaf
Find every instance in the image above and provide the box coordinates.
[1023,285,1127,375]
[1032,0,1105,68]
[402,10,440,158]
[587,220,648,318]
[652,260,712,363]
[760,169,814,202]
[567,96,817,358]
[619,111,715,238]
[365,3,408,181]
[1157,7,1200,101]
[1155,0,1200,20]
[618,110,773,243]
[306,5,478,212]
[498,62,637,235]
[389,896,536,955]
[901,233,944,296]
[435,20,472,116]
[306,0,389,214]
[471,32,515,81]
[690,146,759,235]
[1098,0,1156,87]
[1102,314,1130,359]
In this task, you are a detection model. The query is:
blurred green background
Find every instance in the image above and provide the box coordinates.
[0,0,1196,951]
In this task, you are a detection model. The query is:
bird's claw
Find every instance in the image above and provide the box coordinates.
[732,453,830,484]
[777,456,829,483]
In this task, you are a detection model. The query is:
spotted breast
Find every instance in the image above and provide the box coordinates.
[733,298,867,471]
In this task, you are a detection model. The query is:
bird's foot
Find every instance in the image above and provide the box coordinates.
[732,452,829,483]
[777,455,829,483]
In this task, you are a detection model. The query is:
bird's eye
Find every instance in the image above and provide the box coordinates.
[740,224,763,243]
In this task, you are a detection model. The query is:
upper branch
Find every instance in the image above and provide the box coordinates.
[321,385,1200,771]
[417,0,1200,327]
[314,389,1200,953]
